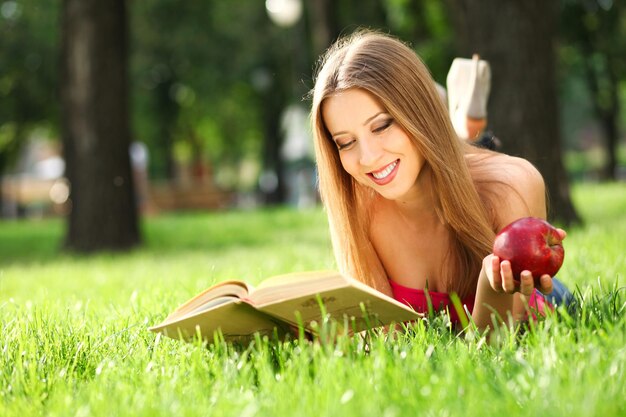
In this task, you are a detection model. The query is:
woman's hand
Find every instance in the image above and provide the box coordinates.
[482,227,566,297]
[481,255,554,297]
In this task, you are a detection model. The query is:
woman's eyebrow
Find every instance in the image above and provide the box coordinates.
[330,130,348,138]
[363,111,386,126]
[330,111,388,137]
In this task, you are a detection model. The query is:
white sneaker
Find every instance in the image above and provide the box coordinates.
[446,54,491,140]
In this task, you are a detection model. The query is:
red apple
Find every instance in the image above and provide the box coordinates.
[492,217,565,282]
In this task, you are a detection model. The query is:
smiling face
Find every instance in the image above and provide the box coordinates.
[322,88,426,202]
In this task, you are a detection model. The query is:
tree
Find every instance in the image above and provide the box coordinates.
[382,0,456,83]
[60,0,140,251]
[0,0,59,216]
[447,0,581,225]
[131,1,293,201]
[560,0,625,181]
[305,0,388,53]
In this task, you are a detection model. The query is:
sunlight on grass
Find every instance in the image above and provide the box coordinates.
[0,183,624,417]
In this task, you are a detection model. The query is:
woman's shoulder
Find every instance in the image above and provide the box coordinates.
[467,151,547,226]
[467,151,543,187]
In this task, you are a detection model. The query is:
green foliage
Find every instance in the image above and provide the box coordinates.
[3,0,622,190]
[0,0,58,169]
[0,0,59,126]
[558,0,626,178]
[383,0,455,83]
[0,183,625,416]
[130,1,280,181]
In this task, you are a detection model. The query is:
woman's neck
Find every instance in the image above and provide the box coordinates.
[392,164,440,224]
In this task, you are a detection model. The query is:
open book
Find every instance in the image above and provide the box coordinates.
[150,271,422,343]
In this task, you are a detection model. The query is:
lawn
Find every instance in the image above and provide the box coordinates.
[1,182,625,417]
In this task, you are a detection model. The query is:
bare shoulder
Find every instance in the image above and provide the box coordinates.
[468,152,547,227]
[496,154,544,193]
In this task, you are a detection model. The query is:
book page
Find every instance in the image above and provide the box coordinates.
[255,272,422,332]
[187,296,240,315]
[251,271,350,305]
[150,300,291,342]
[162,280,252,324]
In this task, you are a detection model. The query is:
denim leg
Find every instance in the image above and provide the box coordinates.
[542,277,575,307]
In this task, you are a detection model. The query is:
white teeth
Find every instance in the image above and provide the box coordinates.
[372,160,398,179]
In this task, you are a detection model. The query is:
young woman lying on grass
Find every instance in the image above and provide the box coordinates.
[310,30,572,330]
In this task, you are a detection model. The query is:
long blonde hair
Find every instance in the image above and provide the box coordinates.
[311,31,496,299]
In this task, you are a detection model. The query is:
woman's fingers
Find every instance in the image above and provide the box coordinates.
[556,228,567,240]
[500,260,516,293]
[485,256,553,296]
[519,271,535,296]
[484,253,556,297]
[490,255,503,292]
[538,274,553,295]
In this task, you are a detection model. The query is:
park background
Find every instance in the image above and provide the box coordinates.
[1,1,625,416]
[1,0,625,247]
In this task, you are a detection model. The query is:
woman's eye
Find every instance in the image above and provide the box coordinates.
[373,119,393,133]
[337,139,355,151]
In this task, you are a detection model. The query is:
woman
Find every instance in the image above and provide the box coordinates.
[310,30,569,329]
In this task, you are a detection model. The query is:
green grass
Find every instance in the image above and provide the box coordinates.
[1,183,625,417]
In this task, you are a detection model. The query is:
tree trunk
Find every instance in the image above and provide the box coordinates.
[60,0,140,251]
[0,130,21,218]
[582,53,620,181]
[447,0,581,225]
[305,0,335,57]
[155,75,179,180]
[258,47,289,205]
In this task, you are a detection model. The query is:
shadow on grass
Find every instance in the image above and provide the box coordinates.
[0,207,329,266]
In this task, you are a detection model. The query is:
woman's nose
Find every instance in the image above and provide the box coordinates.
[358,136,383,167]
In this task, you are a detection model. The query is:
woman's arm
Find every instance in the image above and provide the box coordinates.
[471,156,558,329]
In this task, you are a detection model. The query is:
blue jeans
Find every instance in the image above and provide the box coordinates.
[539,277,575,307]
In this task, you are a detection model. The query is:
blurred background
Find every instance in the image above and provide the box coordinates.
[0,0,624,252]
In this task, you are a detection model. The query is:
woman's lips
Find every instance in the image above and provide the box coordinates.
[367,159,399,185]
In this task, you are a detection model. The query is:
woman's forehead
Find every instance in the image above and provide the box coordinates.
[322,89,386,127]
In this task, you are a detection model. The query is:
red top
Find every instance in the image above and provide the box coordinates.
[389,280,475,325]
[390,280,551,325]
